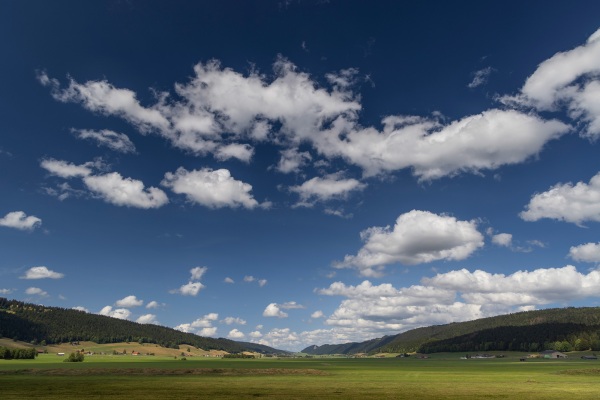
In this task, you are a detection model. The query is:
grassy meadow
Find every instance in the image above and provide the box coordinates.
[1,352,600,399]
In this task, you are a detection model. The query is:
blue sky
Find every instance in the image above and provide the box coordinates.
[2,0,600,351]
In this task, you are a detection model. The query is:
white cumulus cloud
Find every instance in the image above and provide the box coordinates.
[491,233,513,247]
[263,303,288,318]
[569,242,600,263]
[221,317,247,325]
[162,167,265,209]
[0,211,42,231]
[290,173,366,206]
[25,287,48,297]
[520,172,600,225]
[171,281,205,296]
[41,158,168,209]
[40,158,94,178]
[136,314,159,324]
[227,329,246,339]
[115,295,143,308]
[40,57,569,181]
[99,306,131,320]
[146,300,162,309]
[190,266,208,280]
[84,172,168,209]
[20,266,64,279]
[337,210,484,276]
[501,28,600,140]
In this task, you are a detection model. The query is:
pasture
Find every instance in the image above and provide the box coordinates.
[1,353,599,399]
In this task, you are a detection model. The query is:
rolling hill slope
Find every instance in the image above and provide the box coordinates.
[0,297,286,354]
[303,307,600,354]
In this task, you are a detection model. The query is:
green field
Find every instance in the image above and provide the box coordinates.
[1,353,600,399]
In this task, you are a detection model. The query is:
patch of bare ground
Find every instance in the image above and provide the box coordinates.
[0,368,329,376]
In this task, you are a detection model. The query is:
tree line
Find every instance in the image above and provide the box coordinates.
[417,322,600,353]
[0,346,38,359]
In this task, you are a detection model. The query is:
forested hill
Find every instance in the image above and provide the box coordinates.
[0,298,285,354]
[302,307,600,355]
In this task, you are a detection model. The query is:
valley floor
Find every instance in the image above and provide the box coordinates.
[1,352,600,399]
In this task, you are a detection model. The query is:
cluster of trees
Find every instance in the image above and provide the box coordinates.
[0,298,270,354]
[417,323,600,353]
[0,346,37,359]
[63,352,84,362]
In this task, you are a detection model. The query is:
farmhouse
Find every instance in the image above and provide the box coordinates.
[539,350,567,359]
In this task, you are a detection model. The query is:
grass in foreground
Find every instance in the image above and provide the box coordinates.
[1,354,600,399]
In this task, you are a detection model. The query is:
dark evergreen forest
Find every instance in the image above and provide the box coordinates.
[0,298,282,354]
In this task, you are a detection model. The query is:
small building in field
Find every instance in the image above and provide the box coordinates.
[539,350,568,359]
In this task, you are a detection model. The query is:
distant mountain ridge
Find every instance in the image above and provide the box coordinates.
[302,307,600,355]
[0,298,286,354]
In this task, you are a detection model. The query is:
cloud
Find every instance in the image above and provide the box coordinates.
[146,300,162,309]
[424,265,600,305]
[274,148,312,174]
[222,317,247,325]
[491,233,512,247]
[224,277,234,284]
[0,211,42,231]
[467,67,494,89]
[98,306,131,320]
[175,313,219,336]
[215,143,254,162]
[279,301,304,309]
[227,329,245,339]
[170,281,205,296]
[249,331,263,338]
[20,266,64,279]
[84,172,168,209]
[263,303,288,318]
[0,289,14,295]
[136,314,159,324]
[72,306,89,312]
[244,275,267,286]
[260,302,302,320]
[115,295,143,308]
[37,70,169,133]
[569,242,600,263]
[25,287,48,297]
[41,158,169,209]
[190,266,208,280]
[199,327,218,337]
[323,109,569,179]
[40,58,568,181]
[337,210,484,276]
[40,158,94,178]
[324,207,353,219]
[290,173,367,206]
[162,167,265,209]
[520,172,600,225]
[311,310,324,319]
[73,128,136,153]
[170,266,208,296]
[505,28,600,110]
[501,28,600,139]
